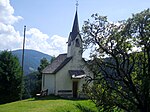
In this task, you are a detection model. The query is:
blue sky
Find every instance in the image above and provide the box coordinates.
[0,0,149,58]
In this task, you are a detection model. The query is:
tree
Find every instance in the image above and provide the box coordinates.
[23,57,53,98]
[23,71,39,98]
[0,51,22,104]
[82,9,150,112]
[37,58,50,79]
[37,58,50,92]
[37,57,51,81]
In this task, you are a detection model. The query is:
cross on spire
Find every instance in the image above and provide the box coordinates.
[76,0,79,11]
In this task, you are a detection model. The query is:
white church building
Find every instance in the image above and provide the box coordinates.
[42,10,93,98]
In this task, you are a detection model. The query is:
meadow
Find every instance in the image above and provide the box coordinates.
[0,96,97,112]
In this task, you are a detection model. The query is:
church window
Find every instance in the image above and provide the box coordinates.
[75,39,80,47]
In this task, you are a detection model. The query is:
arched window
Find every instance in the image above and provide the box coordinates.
[75,39,80,47]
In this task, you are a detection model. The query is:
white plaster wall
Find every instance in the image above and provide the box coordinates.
[41,74,44,90]
[55,61,72,95]
[67,34,82,58]
[43,74,55,94]
[42,32,93,96]
[55,56,93,96]
[42,56,93,96]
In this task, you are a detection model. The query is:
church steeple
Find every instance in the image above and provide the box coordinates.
[67,9,83,58]
[71,11,79,41]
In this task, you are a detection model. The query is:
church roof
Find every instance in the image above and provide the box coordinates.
[70,10,80,41]
[42,54,72,74]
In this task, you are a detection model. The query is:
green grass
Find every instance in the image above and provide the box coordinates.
[0,96,98,112]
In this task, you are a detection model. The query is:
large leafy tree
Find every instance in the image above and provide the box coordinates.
[82,9,150,112]
[0,51,22,104]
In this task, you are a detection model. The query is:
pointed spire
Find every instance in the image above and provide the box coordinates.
[71,10,79,41]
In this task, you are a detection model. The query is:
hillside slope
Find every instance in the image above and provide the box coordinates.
[0,96,97,112]
[12,49,52,75]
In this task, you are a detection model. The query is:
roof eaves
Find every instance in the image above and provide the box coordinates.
[42,53,67,74]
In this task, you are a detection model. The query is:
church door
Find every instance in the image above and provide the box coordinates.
[73,81,78,98]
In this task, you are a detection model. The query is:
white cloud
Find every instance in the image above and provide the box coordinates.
[0,0,68,56]
[0,0,23,50]
[0,23,22,50]
[50,35,67,53]
[0,0,22,24]
[26,28,67,56]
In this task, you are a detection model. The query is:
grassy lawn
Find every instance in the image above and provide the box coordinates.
[0,96,97,112]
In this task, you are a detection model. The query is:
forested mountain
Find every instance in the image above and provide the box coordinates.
[12,49,52,75]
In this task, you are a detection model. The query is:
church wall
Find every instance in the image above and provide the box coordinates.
[67,35,73,57]
[55,56,93,97]
[42,73,55,94]
[42,57,93,97]
[67,34,82,58]
[55,61,73,95]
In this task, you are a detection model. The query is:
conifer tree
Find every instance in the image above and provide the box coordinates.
[0,51,22,104]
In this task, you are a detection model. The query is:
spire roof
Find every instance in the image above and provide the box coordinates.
[71,10,79,41]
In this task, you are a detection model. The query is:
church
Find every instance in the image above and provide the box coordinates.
[41,9,93,98]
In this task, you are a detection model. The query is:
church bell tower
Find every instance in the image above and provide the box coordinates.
[67,10,83,59]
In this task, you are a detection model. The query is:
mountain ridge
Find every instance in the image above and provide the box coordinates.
[12,49,52,75]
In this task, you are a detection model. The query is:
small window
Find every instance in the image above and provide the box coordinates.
[75,39,80,47]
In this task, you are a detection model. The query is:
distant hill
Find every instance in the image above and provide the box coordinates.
[12,49,52,75]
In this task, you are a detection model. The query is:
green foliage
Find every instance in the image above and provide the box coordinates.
[37,58,50,77]
[37,58,50,91]
[23,72,39,98]
[23,57,52,98]
[0,50,22,104]
[75,103,97,112]
[82,9,150,112]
